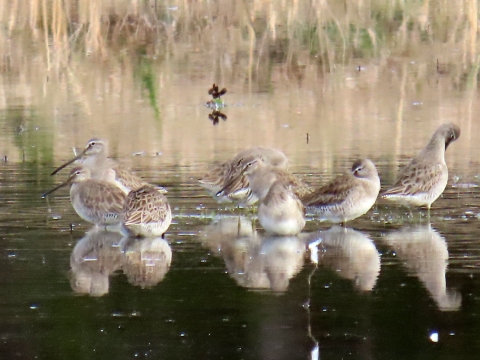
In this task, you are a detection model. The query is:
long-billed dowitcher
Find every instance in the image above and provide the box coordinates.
[233,158,306,236]
[216,156,312,204]
[199,146,290,204]
[301,159,380,224]
[51,138,148,193]
[122,184,172,238]
[382,123,460,209]
[43,166,126,226]
[258,180,306,236]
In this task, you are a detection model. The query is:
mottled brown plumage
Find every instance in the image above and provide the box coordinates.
[123,185,172,238]
[199,146,289,204]
[217,156,312,204]
[223,158,306,235]
[51,138,149,193]
[43,166,126,226]
[301,159,380,223]
[382,123,460,208]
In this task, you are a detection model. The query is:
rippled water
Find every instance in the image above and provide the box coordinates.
[2,1,480,359]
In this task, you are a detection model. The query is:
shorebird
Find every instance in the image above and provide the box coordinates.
[216,156,312,204]
[231,158,306,236]
[51,138,148,194]
[382,122,460,210]
[199,146,290,205]
[258,180,306,236]
[122,185,172,238]
[301,158,381,224]
[43,166,126,226]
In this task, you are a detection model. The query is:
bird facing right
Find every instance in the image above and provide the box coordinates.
[301,158,381,224]
[382,122,460,209]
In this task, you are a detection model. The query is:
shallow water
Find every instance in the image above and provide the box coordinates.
[2,1,480,359]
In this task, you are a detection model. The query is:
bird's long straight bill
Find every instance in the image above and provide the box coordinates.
[42,180,70,198]
[50,152,84,176]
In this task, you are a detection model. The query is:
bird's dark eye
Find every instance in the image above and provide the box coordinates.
[354,166,363,174]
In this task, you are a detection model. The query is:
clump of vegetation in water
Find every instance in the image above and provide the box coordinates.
[206,84,227,125]
[206,84,227,110]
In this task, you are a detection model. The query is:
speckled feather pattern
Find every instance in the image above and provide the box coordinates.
[221,162,312,206]
[382,123,460,208]
[53,138,149,193]
[123,185,172,237]
[301,159,380,223]
[113,167,148,192]
[199,147,289,203]
[69,174,127,225]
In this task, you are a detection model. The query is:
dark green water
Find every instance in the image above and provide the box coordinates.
[2,1,480,358]
[1,154,480,359]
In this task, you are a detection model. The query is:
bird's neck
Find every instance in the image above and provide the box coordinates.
[421,137,446,163]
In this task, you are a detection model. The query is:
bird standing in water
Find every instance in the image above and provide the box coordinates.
[382,122,460,211]
[301,159,381,224]
[43,166,126,226]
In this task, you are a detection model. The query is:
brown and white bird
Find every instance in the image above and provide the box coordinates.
[231,158,306,236]
[382,123,460,209]
[301,158,381,224]
[43,166,126,226]
[199,146,290,205]
[122,185,172,238]
[51,138,149,194]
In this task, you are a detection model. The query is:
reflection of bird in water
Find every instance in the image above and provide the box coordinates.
[382,123,460,211]
[122,236,172,288]
[219,158,308,235]
[383,224,461,311]
[50,138,149,193]
[199,146,289,204]
[199,215,256,255]
[43,166,126,227]
[69,227,124,296]
[200,216,305,292]
[305,226,380,291]
[261,236,306,292]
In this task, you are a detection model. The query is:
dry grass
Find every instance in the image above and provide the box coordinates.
[0,0,478,170]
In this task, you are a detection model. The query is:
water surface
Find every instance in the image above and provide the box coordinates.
[1,1,480,359]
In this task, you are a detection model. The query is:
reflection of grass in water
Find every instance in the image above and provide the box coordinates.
[8,108,54,166]
[136,60,160,120]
